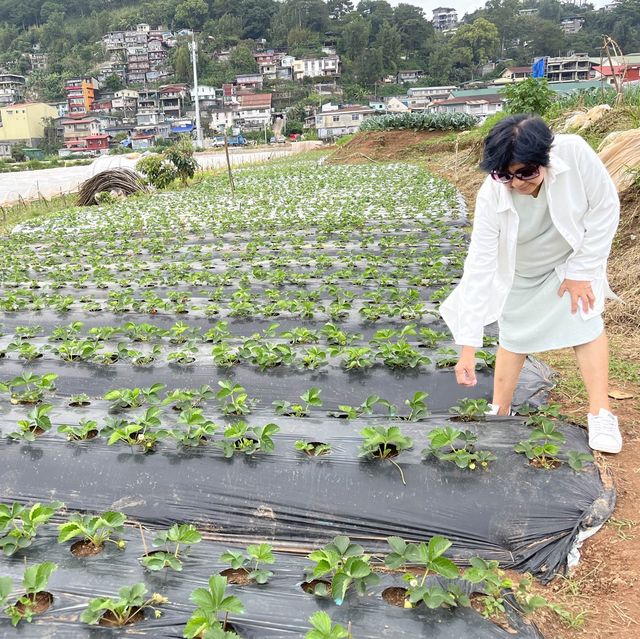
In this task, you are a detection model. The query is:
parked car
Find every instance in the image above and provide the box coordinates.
[213,135,247,147]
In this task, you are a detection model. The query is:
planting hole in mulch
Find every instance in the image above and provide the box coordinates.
[73,430,99,441]
[220,568,254,585]
[70,539,104,557]
[98,608,144,627]
[303,442,330,456]
[529,458,562,470]
[69,400,91,407]
[15,592,53,615]
[382,586,409,608]
[373,443,399,459]
[301,579,332,597]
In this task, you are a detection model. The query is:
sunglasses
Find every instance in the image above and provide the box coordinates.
[490,166,540,183]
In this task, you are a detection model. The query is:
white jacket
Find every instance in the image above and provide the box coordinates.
[439,134,620,348]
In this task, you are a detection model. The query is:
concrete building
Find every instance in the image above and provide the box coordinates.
[0,102,58,147]
[235,93,272,131]
[293,56,341,80]
[493,66,532,85]
[396,70,424,84]
[0,74,26,108]
[545,53,592,83]
[429,94,503,119]
[314,104,376,140]
[560,17,585,34]
[432,7,458,31]
[65,77,98,114]
[159,84,188,120]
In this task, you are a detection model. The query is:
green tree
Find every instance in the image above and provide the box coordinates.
[393,3,432,52]
[450,18,500,67]
[104,73,123,92]
[500,78,554,116]
[340,15,371,61]
[375,21,401,74]
[229,43,258,75]
[358,0,394,36]
[173,45,192,83]
[327,0,354,21]
[175,0,209,29]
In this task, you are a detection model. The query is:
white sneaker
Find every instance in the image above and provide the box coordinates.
[587,409,622,454]
[485,403,513,416]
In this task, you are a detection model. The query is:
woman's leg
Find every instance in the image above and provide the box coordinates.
[573,331,610,414]
[492,346,527,415]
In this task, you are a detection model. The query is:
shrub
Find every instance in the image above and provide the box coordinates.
[136,155,178,189]
[500,78,554,116]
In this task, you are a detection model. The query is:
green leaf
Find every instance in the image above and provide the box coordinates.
[23,562,57,594]
[428,535,452,561]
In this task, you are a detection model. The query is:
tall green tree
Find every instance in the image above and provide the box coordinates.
[450,18,499,67]
[327,0,354,21]
[173,45,192,83]
[340,14,371,61]
[175,0,209,30]
[375,21,401,73]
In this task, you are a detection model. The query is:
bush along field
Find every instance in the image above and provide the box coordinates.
[0,159,612,637]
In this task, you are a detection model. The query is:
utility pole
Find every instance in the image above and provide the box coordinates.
[190,31,204,148]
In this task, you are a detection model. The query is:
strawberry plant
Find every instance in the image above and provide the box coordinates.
[418,327,449,348]
[202,321,232,343]
[449,398,490,421]
[58,419,99,441]
[567,451,594,471]
[359,425,413,484]
[7,403,53,441]
[166,408,218,447]
[81,583,168,626]
[435,347,459,368]
[216,381,256,416]
[14,325,42,339]
[58,511,127,552]
[0,373,57,404]
[212,342,240,367]
[140,523,202,572]
[104,384,165,410]
[3,562,57,626]
[54,339,100,362]
[131,345,163,366]
[423,427,497,470]
[107,406,165,452]
[475,350,496,369]
[331,346,375,370]
[183,575,243,638]
[216,422,279,457]
[305,611,350,639]
[281,327,319,344]
[273,387,322,417]
[384,536,464,609]
[295,440,332,456]
[306,536,379,605]
[300,346,328,370]
[7,341,46,361]
[220,543,275,584]
[68,393,91,407]
[167,341,198,365]
[404,391,430,421]
[514,419,565,469]
[0,501,63,556]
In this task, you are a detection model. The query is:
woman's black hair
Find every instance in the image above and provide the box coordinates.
[479,114,554,173]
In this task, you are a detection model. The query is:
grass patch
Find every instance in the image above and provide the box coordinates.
[0,192,79,235]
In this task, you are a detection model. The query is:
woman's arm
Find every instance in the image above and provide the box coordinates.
[563,136,620,280]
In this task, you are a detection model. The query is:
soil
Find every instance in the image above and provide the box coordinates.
[70,539,104,557]
[14,591,53,615]
[330,132,640,638]
[98,608,144,627]
[70,430,99,441]
[529,458,562,470]
[220,567,254,585]
[469,593,517,635]
[382,586,409,607]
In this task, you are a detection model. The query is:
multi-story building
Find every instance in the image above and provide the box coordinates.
[0,74,26,108]
[28,53,49,71]
[127,46,151,84]
[432,7,458,31]
[191,85,222,110]
[545,53,592,82]
[0,102,58,147]
[235,93,272,131]
[560,18,585,34]
[137,89,159,111]
[293,56,341,80]
[314,104,376,140]
[159,84,188,120]
[235,74,264,90]
[65,77,98,114]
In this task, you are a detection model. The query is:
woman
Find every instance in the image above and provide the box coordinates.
[439,114,622,453]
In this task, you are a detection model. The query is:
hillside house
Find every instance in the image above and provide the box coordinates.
[315,105,376,140]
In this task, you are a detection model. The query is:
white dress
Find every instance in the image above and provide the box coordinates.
[498,187,604,354]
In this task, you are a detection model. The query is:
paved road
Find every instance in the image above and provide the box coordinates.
[0,141,322,207]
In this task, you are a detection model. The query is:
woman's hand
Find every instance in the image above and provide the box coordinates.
[557,279,595,314]
[455,346,477,386]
